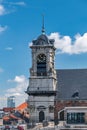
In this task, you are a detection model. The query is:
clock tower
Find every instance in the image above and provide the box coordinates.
[26,25,57,123]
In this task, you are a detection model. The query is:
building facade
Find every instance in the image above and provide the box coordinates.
[54,69,87,126]
[7,96,15,108]
[26,28,87,127]
[26,29,57,122]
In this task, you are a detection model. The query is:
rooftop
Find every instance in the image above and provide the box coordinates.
[56,69,87,100]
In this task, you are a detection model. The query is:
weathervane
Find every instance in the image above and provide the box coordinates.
[42,14,45,34]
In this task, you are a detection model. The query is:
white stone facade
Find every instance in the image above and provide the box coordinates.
[27,34,57,122]
[28,96,55,122]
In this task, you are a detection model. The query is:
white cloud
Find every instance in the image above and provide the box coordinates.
[6,75,28,106]
[0,1,26,6]
[0,67,3,73]
[9,2,26,6]
[0,25,7,33]
[5,47,13,51]
[0,4,5,15]
[8,75,26,83]
[0,96,7,108]
[14,75,26,83]
[0,1,26,16]
[48,32,87,54]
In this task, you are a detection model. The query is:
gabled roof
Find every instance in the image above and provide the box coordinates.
[15,102,28,111]
[56,69,87,100]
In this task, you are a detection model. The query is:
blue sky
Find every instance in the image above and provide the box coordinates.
[0,0,87,108]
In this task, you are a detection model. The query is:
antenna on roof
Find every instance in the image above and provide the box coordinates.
[42,14,45,34]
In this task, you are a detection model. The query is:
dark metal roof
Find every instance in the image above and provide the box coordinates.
[56,69,87,100]
[32,34,54,46]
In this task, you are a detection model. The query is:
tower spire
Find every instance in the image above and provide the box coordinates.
[42,14,45,34]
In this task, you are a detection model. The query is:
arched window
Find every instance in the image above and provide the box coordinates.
[37,54,46,76]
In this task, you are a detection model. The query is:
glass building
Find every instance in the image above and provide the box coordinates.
[7,96,15,108]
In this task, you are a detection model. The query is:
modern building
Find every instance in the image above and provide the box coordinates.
[7,96,15,108]
[26,24,87,128]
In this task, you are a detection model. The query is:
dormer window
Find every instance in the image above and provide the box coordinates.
[37,54,47,76]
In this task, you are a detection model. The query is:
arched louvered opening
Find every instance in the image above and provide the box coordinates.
[37,54,47,76]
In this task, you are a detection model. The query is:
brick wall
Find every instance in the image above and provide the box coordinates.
[54,100,87,124]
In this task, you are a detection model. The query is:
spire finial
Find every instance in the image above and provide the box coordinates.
[42,14,45,34]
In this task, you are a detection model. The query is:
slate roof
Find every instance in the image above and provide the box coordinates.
[32,34,54,45]
[56,69,87,100]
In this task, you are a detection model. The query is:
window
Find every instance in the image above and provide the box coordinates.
[49,105,54,113]
[37,54,47,76]
[67,112,85,124]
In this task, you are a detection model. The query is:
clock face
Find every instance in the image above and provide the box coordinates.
[37,54,46,63]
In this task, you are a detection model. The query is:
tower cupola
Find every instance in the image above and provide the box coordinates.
[32,34,54,46]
